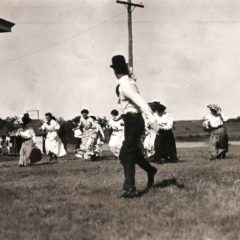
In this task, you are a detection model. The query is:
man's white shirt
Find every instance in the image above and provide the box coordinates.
[118,75,156,125]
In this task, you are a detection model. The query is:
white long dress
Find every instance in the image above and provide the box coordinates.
[41,120,66,157]
[143,128,156,158]
[108,118,124,157]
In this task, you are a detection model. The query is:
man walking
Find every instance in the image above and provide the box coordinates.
[110,55,158,198]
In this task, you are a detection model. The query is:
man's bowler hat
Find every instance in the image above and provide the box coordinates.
[110,55,128,68]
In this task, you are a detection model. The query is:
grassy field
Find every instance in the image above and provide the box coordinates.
[0,145,240,240]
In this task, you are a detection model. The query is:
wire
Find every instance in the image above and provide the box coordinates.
[0,12,124,65]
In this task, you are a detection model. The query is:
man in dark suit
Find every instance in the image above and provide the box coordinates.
[110,55,158,198]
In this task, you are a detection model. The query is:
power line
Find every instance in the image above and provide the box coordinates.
[0,12,124,65]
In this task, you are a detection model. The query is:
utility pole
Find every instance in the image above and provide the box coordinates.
[116,1,144,70]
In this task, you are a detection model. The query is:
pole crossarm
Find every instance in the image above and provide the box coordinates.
[116,0,144,8]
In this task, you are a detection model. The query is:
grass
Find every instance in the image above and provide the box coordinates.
[0,145,240,240]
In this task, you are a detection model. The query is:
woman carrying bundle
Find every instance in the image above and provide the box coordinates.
[17,113,36,167]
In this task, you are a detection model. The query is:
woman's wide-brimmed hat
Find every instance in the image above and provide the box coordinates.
[148,101,166,112]
[207,104,221,112]
[110,55,128,68]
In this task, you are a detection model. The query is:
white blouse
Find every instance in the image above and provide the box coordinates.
[79,117,94,130]
[203,113,228,129]
[41,119,60,140]
[118,75,156,124]
[154,112,173,130]
[17,127,36,143]
[108,118,124,132]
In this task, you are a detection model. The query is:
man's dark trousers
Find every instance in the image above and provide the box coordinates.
[119,112,156,190]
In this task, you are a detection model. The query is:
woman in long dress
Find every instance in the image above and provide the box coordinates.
[108,109,124,158]
[88,116,105,160]
[203,104,229,160]
[148,102,178,164]
[40,112,66,161]
[72,116,83,152]
[75,109,94,159]
[17,113,36,167]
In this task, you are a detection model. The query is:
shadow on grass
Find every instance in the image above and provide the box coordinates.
[153,178,185,189]
[137,178,185,197]
[30,161,59,167]
[150,158,189,165]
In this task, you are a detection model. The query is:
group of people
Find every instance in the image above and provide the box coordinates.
[109,55,230,198]
[15,103,179,169]
[69,102,178,166]
[107,104,178,164]
[106,102,230,165]
[16,112,66,166]
[11,54,230,199]
[14,101,229,169]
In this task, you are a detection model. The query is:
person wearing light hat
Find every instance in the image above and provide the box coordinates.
[203,104,229,160]
[110,55,158,198]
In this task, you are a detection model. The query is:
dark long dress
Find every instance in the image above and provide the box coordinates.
[153,129,178,163]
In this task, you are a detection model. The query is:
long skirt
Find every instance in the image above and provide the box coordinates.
[209,126,228,159]
[19,139,35,166]
[78,130,99,159]
[143,130,156,158]
[109,131,124,157]
[45,135,66,157]
[154,129,177,162]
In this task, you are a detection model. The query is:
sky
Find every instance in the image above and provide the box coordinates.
[1,0,240,120]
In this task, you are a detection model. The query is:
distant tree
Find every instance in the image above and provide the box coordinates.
[0,116,19,135]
